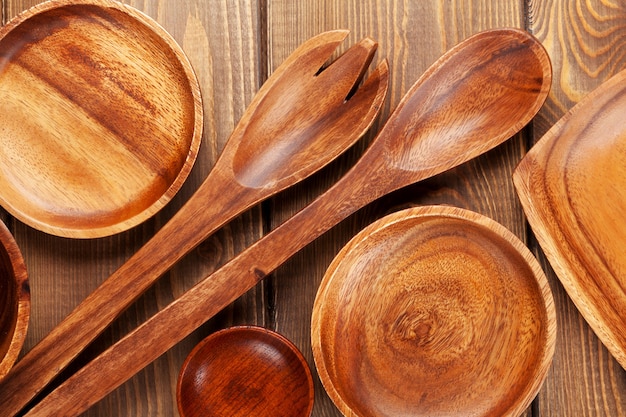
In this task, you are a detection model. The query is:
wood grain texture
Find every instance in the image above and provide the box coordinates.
[1,0,623,416]
[0,25,387,416]
[2,0,265,416]
[515,69,626,368]
[311,206,555,417]
[9,24,549,417]
[526,1,626,416]
[177,326,314,417]
[265,2,533,416]
[0,219,29,380]
[0,0,203,238]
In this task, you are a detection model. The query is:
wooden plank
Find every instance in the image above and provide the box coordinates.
[526,1,626,416]
[265,1,531,416]
[2,0,263,415]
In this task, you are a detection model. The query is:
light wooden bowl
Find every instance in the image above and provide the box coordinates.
[0,219,30,380]
[513,68,626,370]
[177,326,314,417]
[0,0,203,238]
[312,206,556,417]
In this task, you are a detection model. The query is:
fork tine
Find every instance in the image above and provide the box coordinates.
[316,37,379,102]
[321,59,389,138]
[345,59,389,108]
[274,30,350,77]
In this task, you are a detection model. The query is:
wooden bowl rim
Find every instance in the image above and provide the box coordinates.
[0,219,30,380]
[311,205,556,417]
[0,0,203,238]
[177,325,314,417]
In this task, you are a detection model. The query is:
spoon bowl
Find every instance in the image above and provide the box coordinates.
[312,206,556,417]
[0,220,29,381]
[177,326,314,417]
[0,0,203,238]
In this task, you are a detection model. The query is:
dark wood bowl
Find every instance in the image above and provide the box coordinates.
[0,219,29,380]
[177,326,314,417]
[312,205,556,417]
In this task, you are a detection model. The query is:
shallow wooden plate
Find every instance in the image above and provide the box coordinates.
[177,326,314,417]
[312,205,556,417]
[514,69,626,369]
[0,0,202,238]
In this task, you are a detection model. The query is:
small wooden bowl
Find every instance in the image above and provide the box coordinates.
[177,326,314,417]
[0,0,203,238]
[0,219,30,380]
[312,206,556,417]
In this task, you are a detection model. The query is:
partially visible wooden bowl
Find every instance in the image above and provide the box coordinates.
[177,326,314,417]
[0,219,30,380]
[312,206,556,417]
[0,0,203,238]
[513,68,626,370]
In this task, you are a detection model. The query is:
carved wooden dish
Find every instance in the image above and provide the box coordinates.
[312,206,556,417]
[0,0,202,238]
[514,69,626,370]
[0,219,29,380]
[177,326,314,417]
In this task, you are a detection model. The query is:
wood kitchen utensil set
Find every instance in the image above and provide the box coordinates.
[0,0,623,416]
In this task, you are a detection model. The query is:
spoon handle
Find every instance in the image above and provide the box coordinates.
[25,150,393,417]
[0,168,258,416]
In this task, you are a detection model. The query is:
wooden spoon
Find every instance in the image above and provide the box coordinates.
[0,30,389,415]
[513,69,626,370]
[312,206,556,417]
[23,28,552,417]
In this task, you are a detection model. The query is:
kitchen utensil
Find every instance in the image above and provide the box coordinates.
[0,28,388,415]
[23,28,552,417]
[514,68,626,370]
[312,205,556,417]
[177,326,314,417]
[0,0,203,238]
[0,220,29,380]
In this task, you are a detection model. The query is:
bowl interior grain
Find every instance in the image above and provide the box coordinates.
[0,220,29,380]
[0,0,202,238]
[312,205,556,417]
[177,326,314,417]
[513,68,626,370]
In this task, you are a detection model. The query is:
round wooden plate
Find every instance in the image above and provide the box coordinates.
[0,0,203,238]
[177,326,314,417]
[312,205,556,417]
[0,219,29,380]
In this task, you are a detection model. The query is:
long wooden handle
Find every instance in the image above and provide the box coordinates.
[24,151,393,417]
[0,169,254,417]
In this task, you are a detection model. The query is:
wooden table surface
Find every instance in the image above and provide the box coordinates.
[1,0,626,416]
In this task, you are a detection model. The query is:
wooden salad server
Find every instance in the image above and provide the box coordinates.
[514,69,626,370]
[25,28,552,416]
[0,30,389,415]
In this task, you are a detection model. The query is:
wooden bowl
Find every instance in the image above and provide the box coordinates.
[312,206,556,417]
[0,219,30,380]
[0,0,203,238]
[513,68,626,370]
[177,326,314,417]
